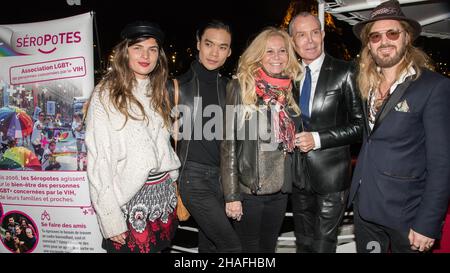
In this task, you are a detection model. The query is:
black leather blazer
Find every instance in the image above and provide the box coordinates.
[221,79,295,202]
[292,54,363,193]
[167,62,228,176]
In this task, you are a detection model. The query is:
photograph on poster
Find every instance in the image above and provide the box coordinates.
[0,78,87,171]
[0,13,105,254]
[0,211,39,253]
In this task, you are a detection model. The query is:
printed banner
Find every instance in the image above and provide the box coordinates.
[0,13,104,253]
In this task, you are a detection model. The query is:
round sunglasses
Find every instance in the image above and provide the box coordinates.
[368,29,404,43]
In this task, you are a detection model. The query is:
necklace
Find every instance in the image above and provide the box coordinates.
[368,87,391,124]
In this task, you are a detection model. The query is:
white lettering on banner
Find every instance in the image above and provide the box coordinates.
[66,0,82,6]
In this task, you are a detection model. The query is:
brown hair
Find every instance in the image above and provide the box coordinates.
[95,37,171,127]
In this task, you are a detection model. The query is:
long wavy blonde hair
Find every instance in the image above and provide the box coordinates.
[95,37,171,128]
[237,27,301,115]
[357,21,434,100]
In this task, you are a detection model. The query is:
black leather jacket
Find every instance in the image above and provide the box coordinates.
[221,79,295,202]
[167,62,228,177]
[292,54,363,193]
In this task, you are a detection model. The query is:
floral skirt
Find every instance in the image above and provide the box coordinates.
[102,173,178,253]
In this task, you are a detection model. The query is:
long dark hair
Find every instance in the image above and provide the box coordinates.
[96,37,171,127]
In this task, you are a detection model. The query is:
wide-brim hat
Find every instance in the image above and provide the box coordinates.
[353,0,422,41]
[120,21,165,45]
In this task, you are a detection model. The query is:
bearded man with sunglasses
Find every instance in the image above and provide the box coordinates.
[349,0,450,253]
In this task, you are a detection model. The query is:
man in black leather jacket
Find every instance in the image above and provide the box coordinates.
[289,13,363,253]
[167,20,241,253]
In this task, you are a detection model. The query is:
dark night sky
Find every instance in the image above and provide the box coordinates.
[2,0,293,75]
[2,0,448,77]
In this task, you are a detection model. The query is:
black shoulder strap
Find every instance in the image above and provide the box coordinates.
[173,78,179,150]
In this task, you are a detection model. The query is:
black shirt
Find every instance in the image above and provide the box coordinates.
[186,61,222,167]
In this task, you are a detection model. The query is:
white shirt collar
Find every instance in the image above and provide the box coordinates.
[302,52,325,73]
[388,65,416,94]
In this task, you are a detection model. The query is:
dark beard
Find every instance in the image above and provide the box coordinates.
[371,44,406,68]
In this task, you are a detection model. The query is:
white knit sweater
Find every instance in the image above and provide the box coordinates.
[85,78,180,239]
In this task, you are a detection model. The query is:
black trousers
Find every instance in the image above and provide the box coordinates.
[233,192,288,253]
[179,161,241,253]
[353,198,416,253]
[291,184,349,253]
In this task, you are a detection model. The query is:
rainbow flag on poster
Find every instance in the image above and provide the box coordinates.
[0,43,20,56]
[0,26,22,56]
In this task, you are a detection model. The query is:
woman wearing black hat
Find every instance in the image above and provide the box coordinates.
[85,21,181,253]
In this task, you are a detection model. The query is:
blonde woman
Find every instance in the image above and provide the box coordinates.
[85,21,180,253]
[221,27,301,252]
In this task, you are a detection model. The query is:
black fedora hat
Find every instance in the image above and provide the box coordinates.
[120,21,165,45]
[353,0,422,41]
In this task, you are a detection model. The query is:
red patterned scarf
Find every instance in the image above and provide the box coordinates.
[255,68,296,152]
